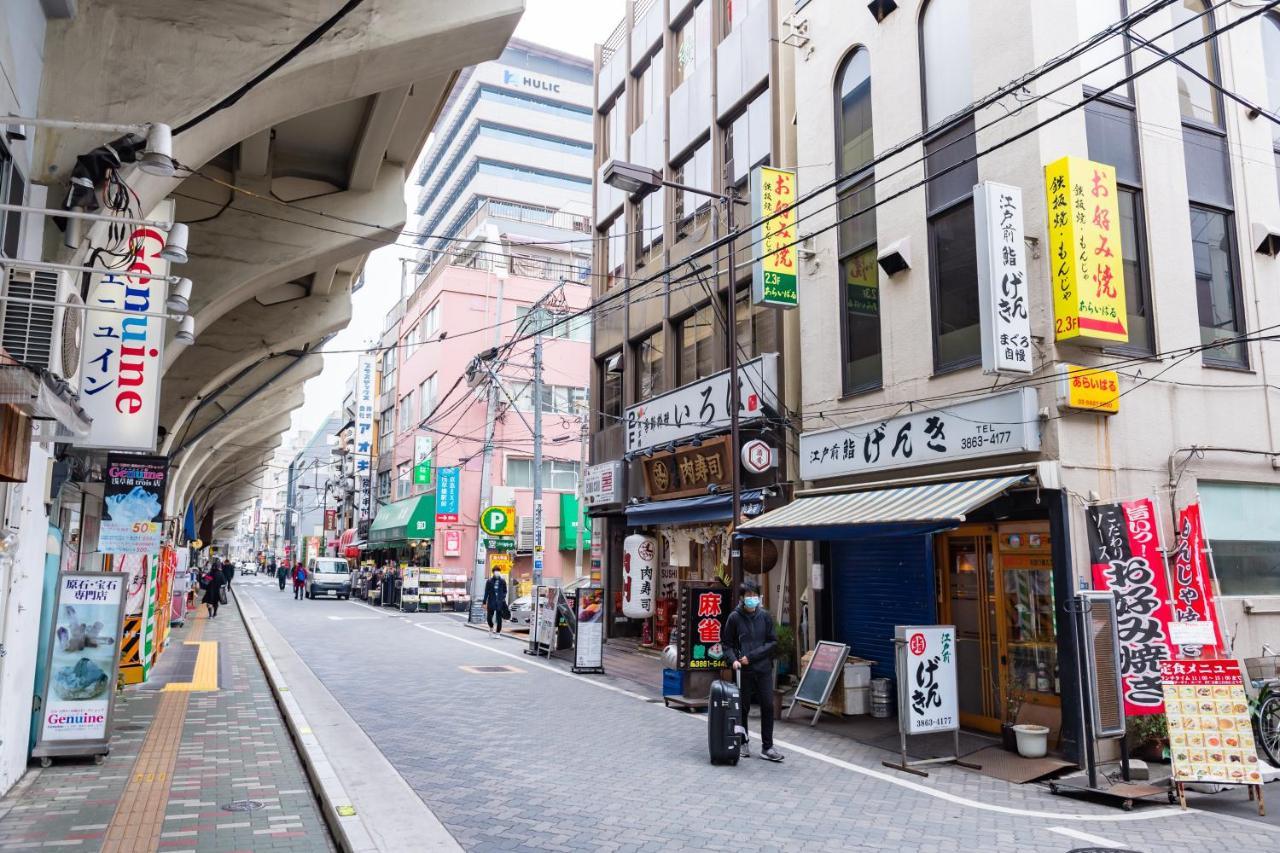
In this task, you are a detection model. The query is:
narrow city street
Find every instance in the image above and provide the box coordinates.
[231,576,1275,853]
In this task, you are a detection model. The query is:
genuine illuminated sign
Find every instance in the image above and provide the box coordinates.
[1044,156,1128,344]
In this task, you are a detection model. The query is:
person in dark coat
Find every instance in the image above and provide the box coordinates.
[201,564,226,618]
[222,559,236,589]
[292,562,308,600]
[482,568,508,636]
[274,559,288,591]
[723,580,783,762]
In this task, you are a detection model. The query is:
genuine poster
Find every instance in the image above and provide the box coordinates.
[99,454,168,555]
[1087,498,1174,715]
[36,573,127,747]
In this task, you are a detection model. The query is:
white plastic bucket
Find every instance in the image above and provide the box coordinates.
[1013,723,1050,758]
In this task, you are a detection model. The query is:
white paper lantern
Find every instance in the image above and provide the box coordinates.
[622,533,657,619]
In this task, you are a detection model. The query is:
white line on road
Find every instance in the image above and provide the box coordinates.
[409,623,1191,825]
[1047,826,1125,847]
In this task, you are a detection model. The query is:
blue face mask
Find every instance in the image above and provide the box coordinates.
[743,596,761,610]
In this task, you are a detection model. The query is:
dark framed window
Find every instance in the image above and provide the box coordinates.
[677,303,718,385]
[1173,0,1245,368]
[835,47,880,393]
[921,0,980,372]
[0,140,26,259]
[734,289,778,360]
[1190,205,1246,366]
[634,329,666,400]
[598,352,623,430]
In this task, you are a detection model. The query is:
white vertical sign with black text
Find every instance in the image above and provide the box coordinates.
[897,625,958,735]
[975,182,1032,374]
[354,355,376,523]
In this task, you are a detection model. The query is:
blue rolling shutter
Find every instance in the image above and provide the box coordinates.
[829,537,936,680]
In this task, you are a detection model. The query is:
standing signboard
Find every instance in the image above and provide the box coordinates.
[75,202,174,451]
[99,455,168,555]
[785,640,849,725]
[1160,659,1265,812]
[1169,504,1224,659]
[354,355,376,523]
[885,625,971,777]
[1087,499,1173,715]
[974,181,1033,374]
[436,467,460,523]
[573,587,605,674]
[32,573,128,763]
[751,166,799,307]
[676,583,730,671]
[1044,156,1128,345]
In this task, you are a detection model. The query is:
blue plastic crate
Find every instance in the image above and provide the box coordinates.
[662,668,684,696]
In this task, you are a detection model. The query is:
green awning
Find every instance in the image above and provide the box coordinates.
[558,493,592,550]
[368,494,435,545]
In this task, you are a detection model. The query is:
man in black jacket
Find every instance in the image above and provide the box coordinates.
[482,568,509,637]
[723,580,784,762]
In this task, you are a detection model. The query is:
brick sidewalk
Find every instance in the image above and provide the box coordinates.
[0,591,334,852]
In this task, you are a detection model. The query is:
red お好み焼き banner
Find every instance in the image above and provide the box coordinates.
[1086,497,1175,716]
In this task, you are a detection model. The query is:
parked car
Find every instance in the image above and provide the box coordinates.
[508,594,533,627]
[240,560,258,576]
[307,557,352,600]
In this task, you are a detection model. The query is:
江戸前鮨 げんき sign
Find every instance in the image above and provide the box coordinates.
[1044,156,1128,345]
[752,166,798,308]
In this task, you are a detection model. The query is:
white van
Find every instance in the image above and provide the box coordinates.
[307,557,352,600]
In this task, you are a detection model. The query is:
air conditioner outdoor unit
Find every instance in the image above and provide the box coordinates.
[516,515,535,552]
[1,265,84,392]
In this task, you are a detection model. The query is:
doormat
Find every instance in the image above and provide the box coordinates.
[965,746,1074,783]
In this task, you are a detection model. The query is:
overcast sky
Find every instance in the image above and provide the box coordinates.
[284,0,625,444]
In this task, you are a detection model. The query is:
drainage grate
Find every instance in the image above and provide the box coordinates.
[114,724,145,732]
[460,665,523,674]
[222,800,266,812]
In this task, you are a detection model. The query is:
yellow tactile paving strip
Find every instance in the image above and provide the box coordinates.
[100,617,204,852]
[163,640,219,692]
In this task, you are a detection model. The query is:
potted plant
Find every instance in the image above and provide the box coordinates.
[1002,678,1026,752]
[1128,713,1169,763]
[774,623,796,677]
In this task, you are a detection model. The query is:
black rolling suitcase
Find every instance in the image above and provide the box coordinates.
[708,678,741,765]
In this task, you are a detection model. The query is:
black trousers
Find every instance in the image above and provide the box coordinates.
[739,669,775,750]
[486,606,503,632]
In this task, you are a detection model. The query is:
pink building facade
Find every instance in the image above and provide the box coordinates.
[393,266,591,592]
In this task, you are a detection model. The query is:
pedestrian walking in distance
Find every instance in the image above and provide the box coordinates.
[275,559,288,591]
[222,558,236,590]
[293,562,308,600]
[724,580,784,762]
[201,563,226,619]
[482,568,508,637]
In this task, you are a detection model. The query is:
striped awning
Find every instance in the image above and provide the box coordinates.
[735,475,1027,541]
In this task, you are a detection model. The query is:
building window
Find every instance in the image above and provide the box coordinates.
[507,383,587,414]
[1172,0,1222,126]
[1264,14,1280,198]
[602,215,626,290]
[505,458,580,491]
[1173,0,1244,367]
[379,406,394,447]
[376,471,392,501]
[922,0,980,372]
[1200,482,1280,595]
[399,392,414,429]
[673,142,713,231]
[419,374,438,420]
[422,303,441,340]
[404,323,419,359]
[598,352,623,430]
[396,463,411,500]
[672,1,710,89]
[633,50,664,130]
[515,306,590,341]
[1083,5,1154,355]
[734,290,777,360]
[1190,206,1245,365]
[678,302,718,385]
[635,329,666,400]
[724,91,771,186]
[835,47,880,393]
[0,140,26,259]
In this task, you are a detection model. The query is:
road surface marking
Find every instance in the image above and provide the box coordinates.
[1047,826,1124,847]
[411,622,1191,824]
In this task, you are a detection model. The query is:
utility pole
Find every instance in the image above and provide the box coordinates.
[573,419,588,582]
[726,188,743,595]
[469,271,505,623]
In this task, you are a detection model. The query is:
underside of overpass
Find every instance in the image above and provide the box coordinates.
[32,0,523,542]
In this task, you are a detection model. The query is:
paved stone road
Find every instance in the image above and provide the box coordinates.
[0,590,334,852]
[239,577,1277,853]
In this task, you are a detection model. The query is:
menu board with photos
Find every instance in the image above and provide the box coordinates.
[1160,659,1264,786]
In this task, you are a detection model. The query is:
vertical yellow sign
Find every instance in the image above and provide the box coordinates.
[752,166,798,307]
[1044,156,1128,344]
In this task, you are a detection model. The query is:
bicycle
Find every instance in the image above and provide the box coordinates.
[1244,646,1280,768]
